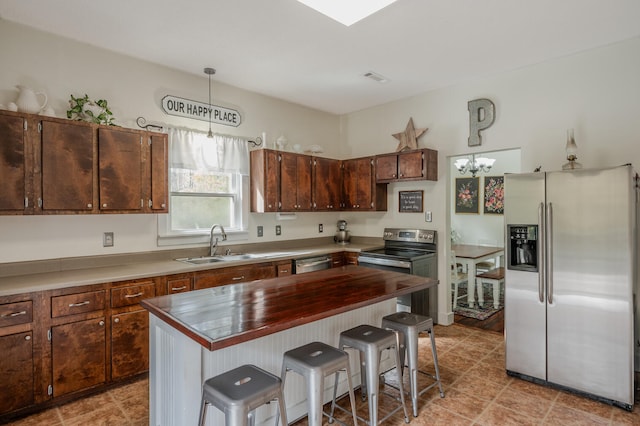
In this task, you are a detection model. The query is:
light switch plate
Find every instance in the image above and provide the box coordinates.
[103,232,114,247]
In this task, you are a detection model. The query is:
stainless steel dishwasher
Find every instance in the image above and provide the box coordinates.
[294,255,332,274]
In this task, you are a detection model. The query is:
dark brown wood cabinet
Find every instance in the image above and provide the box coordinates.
[344,252,359,265]
[40,120,95,211]
[0,331,34,415]
[51,317,106,397]
[375,148,438,183]
[313,157,341,211]
[341,157,387,211]
[0,112,168,216]
[111,310,149,380]
[275,260,293,276]
[98,127,143,211]
[330,252,345,268]
[0,112,28,213]
[280,152,312,212]
[250,149,280,212]
[194,263,276,290]
[148,133,168,212]
[166,273,193,294]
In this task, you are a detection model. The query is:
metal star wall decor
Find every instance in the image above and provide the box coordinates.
[392,117,428,152]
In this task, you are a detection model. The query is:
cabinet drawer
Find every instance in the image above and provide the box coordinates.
[111,282,156,308]
[166,275,192,294]
[277,262,292,276]
[52,291,106,318]
[0,300,33,328]
[194,264,275,290]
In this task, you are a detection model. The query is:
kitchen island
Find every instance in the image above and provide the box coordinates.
[141,265,437,425]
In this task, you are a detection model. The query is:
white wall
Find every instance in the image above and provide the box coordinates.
[0,21,344,262]
[344,37,640,324]
[2,20,639,324]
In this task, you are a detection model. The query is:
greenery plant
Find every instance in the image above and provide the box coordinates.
[67,94,115,125]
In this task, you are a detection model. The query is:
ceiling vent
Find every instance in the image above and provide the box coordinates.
[363,71,390,83]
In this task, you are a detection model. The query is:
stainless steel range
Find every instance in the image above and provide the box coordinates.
[358,228,438,319]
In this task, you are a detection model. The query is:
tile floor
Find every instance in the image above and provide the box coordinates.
[5,324,640,425]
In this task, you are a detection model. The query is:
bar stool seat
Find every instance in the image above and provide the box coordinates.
[198,364,287,426]
[277,341,358,426]
[335,324,410,425]
[381,312,444,417]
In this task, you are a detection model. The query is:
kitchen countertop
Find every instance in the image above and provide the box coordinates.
[0,241,383,296]
[141,265,437,351]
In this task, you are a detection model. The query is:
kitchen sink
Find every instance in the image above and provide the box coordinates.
[176,253,266,265]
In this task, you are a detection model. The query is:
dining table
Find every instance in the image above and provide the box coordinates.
[452,244,504,307]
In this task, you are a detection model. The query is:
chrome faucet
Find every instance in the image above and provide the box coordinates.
[209,224,227,256]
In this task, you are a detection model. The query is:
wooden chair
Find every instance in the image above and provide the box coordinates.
[475,267,505,309]
[450,251,467,307]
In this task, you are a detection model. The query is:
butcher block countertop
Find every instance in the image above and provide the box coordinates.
[141,265,438,351]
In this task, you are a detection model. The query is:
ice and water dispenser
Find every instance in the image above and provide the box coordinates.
[507,225,538,272]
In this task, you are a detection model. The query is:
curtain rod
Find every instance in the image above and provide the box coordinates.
[136,116,263,147]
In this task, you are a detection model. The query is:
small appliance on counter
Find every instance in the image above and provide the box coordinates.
[334,220,351,244]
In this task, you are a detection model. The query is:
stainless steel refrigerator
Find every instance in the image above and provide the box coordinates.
[504,165,638,410]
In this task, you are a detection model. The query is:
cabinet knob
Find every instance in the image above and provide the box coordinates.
[25,335,31,341]
[99,320,105,326]
[87,203,92,208]
[268,204,273,208]
[102,203,108,208]
[161,203,166,208]
[114,318,120,323]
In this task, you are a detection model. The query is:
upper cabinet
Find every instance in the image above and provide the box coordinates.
[313,157,341,211]
[250,149,280,212]
[250,149,388,213]
[41,120,95,211]
[98,127,143,211]
[0,111,168,216]
[0,112,28,213]
[280,152,312,212]
[341,157,387,211]
[375,148,438,183]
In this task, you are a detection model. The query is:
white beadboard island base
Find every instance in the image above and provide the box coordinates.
[149,299,396,426]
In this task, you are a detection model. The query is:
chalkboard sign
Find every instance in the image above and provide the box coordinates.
[399,190,423,212]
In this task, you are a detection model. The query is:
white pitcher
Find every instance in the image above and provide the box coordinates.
[15,85,47,114]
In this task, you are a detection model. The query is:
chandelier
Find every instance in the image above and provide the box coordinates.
[454,154,495,177]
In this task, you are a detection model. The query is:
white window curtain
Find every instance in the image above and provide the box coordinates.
[168,127,249,174]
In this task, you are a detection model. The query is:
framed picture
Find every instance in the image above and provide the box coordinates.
[455,177,479,214]
[399,190,423,212]
[483,175,504,214]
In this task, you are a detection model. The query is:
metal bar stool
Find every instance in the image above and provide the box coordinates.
[198,364,288,426]
[381,312,445,417]
[333,324,410,425]
[276,341,358,426]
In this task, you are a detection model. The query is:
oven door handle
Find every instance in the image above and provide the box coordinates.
[357,256,412,269]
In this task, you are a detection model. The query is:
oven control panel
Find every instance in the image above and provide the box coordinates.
[383,228,436,244]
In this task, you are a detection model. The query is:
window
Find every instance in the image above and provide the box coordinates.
[158,128,249,245]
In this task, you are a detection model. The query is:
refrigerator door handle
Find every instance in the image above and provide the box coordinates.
[538,202,545,303]
[546,202,554,305]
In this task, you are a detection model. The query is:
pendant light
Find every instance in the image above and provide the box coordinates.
[204,67,216,138]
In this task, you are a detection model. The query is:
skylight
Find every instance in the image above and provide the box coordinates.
[297,0,399,26]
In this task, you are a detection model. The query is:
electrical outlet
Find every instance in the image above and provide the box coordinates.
[103,232,114,247]
[257,226,263,237]
[275,225,281,236]
[425,211,432,222]
[318,224,323,233]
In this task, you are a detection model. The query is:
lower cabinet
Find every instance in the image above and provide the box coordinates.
[0,331,34,415]
[330,252,345,268]
[51,317,106,397]
[194,263,276,289]
[344,252,359,265]
[111,310,149,380]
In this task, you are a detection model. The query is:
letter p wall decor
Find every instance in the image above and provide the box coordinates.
[468,98,495,146]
